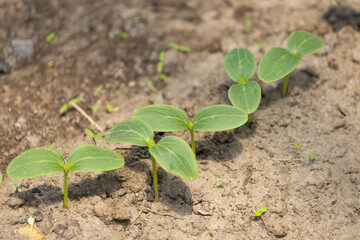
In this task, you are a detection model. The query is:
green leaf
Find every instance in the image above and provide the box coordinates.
[149,136,198,180]
[49,143,56,149]
[244,19,252,35]
[169,42,179,49]
[68,98,80,105]
[67,145,124,172]
[147,80,157,92]
[6,148,65,180]
[120,32,129,40]
[159,51,165,61]
[108,31,115,39]
[255,206,267,216]
[106,103,113,113]
[105,118,154,147]
[179,46,191,53]
[59,104,68,114]
[303,150,317,159]
[293,141,301,149]
[193,105,248,131]
[95,85,103,94]
[91,104,99,114]
[93,135,104,141]
[157,62,164,73]
[46,32,56,42]
[224,48,256,83]
[47,61,54,67]
[258,47,302,83]
[85,128,95,138]
[258,40,265,49]
[133,104,190,132]
[160,74,169,81]
[228,81,261,114]
[287,31,324,57]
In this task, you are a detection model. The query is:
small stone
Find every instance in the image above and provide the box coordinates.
[26,135,40,148]
[7,197,25,209]
[11,40,34,60]
[10,218,19,225]
[0,61,11,74]
[15,117,27,129]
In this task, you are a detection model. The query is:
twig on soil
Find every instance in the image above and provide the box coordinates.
[130,207,184,225]
[46,222,58,238]
[71,102,104,133]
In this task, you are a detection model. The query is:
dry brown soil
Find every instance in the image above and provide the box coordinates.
[1,0,360,239]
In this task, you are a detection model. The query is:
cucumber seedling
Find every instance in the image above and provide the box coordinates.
[6,145,124,208]
[258,30,324,98]
[255,206,267,216]
[224,47,261,125]
[157,51,169,81]
[133,104,248,155]
[169,42,191,71]
[302,150,317,160]
[105,118,198,202]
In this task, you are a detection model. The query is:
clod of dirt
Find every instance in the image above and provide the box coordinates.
[323,5,360,32]
[93,200,131,224]
[193,201,216,216]
[6,196,25,209]
[33,210,43,222]
[261,212,289,238]
[11,39,34,60]
[0,61,11,74]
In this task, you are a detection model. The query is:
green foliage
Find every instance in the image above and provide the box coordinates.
[303,150,317,160]
[149,136,198,180]
[157,62,164,73]
[193,105,248,131]
[258,40,265,50]
[91,104,99,114]
[147,80,157,92]
[293,141,301,149]
[255,206,267,216]
[6,145,124,207]
[209,229,214,236]
[105,119,154,147]
[47,61,54,67]
[59,98,80,114]
[108,31,115,39]
[119,32,130,40]
[159,51,165,61]
[46,32,56,42]
[244,19,252,35]
[217,179,224,185]
[49,143,56,149]
[224,48,256,83]
[169,42,191,53]
[169,42,179,49]
[160,74,169,81]
[258,31,324,84]
[85,129,104,141]
[228,81,261,114]
[95,85,103,94]
[133,104,190,132]
[106,103,113,113]
[59,104,68,114]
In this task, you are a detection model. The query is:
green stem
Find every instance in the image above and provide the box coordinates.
[282,74,290,98]
[247,113,252,126]
[151,156,159,202]
[190,128,196,156]
[63,170,69,208]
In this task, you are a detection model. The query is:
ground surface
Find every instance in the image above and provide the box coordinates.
[1,0,360,239]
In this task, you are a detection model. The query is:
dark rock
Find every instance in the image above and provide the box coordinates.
[323,5,360,32]
[11,39,34,60]
[10,218,19,225]
[31,187,41,194]
[0,61,11,74]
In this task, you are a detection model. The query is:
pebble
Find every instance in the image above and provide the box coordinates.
[0,61,11,74]
[11,40,34,60]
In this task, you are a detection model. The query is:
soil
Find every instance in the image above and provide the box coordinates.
[1,0,360,239]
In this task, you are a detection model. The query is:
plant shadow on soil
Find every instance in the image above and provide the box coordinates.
[9,171,124,207]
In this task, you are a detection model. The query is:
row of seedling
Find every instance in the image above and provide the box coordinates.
[4,31,324,208]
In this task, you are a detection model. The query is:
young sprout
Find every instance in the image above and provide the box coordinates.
[217,179,225,185]
[146,80,157,92]
[244,19,252,35]
[169,42,191,53]
[106,103,113,113]
[85,129,104,144]
[46,32,56,42]
[6,145,124,208]
[258,40,265,50]
[255,206,267,216]
[258,31,324,98]
[224,47,261,125]
[105,119,197,202]
[95,85,103,95]
[119,32,130,40]
[209,229,214,236]
[91,104,99,114]
[108,31,115,39]
[47,61,54,67]
[293,141,301,149]
[302,150,317,160]
[133,104,248,156]
[157,51,165,73]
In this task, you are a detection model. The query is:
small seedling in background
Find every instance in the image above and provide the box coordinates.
[169,42,191,53]
[108,31,115,39]
[46,32,56,42]
[95,85,103,95]
[255,206,267,216]
[157,51,165,73]
[303,150,317,160]
[133,104,248,156]
[47,61,54,67]
[119,32,130,40]
[244,19,252,35]
[258,31,324,98]
[105,118,198,202]
[217,179,225,186]
[91,104,99,114]
[258,40,265,50]
[209,229,214,236]
[224,47,261,125]
[147,80,157,92]
[293,141,301,149]
[160,73,169,81]
[85,129,104,143]
[7,145,124,208]
[106,103,113,113]
[59,98,80,114]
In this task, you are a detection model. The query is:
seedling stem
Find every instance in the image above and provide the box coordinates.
[190,128,196,156]
[247,114,252,126]
[151,156,159,202]
[63,170,69,208]
[282,74,290,98]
